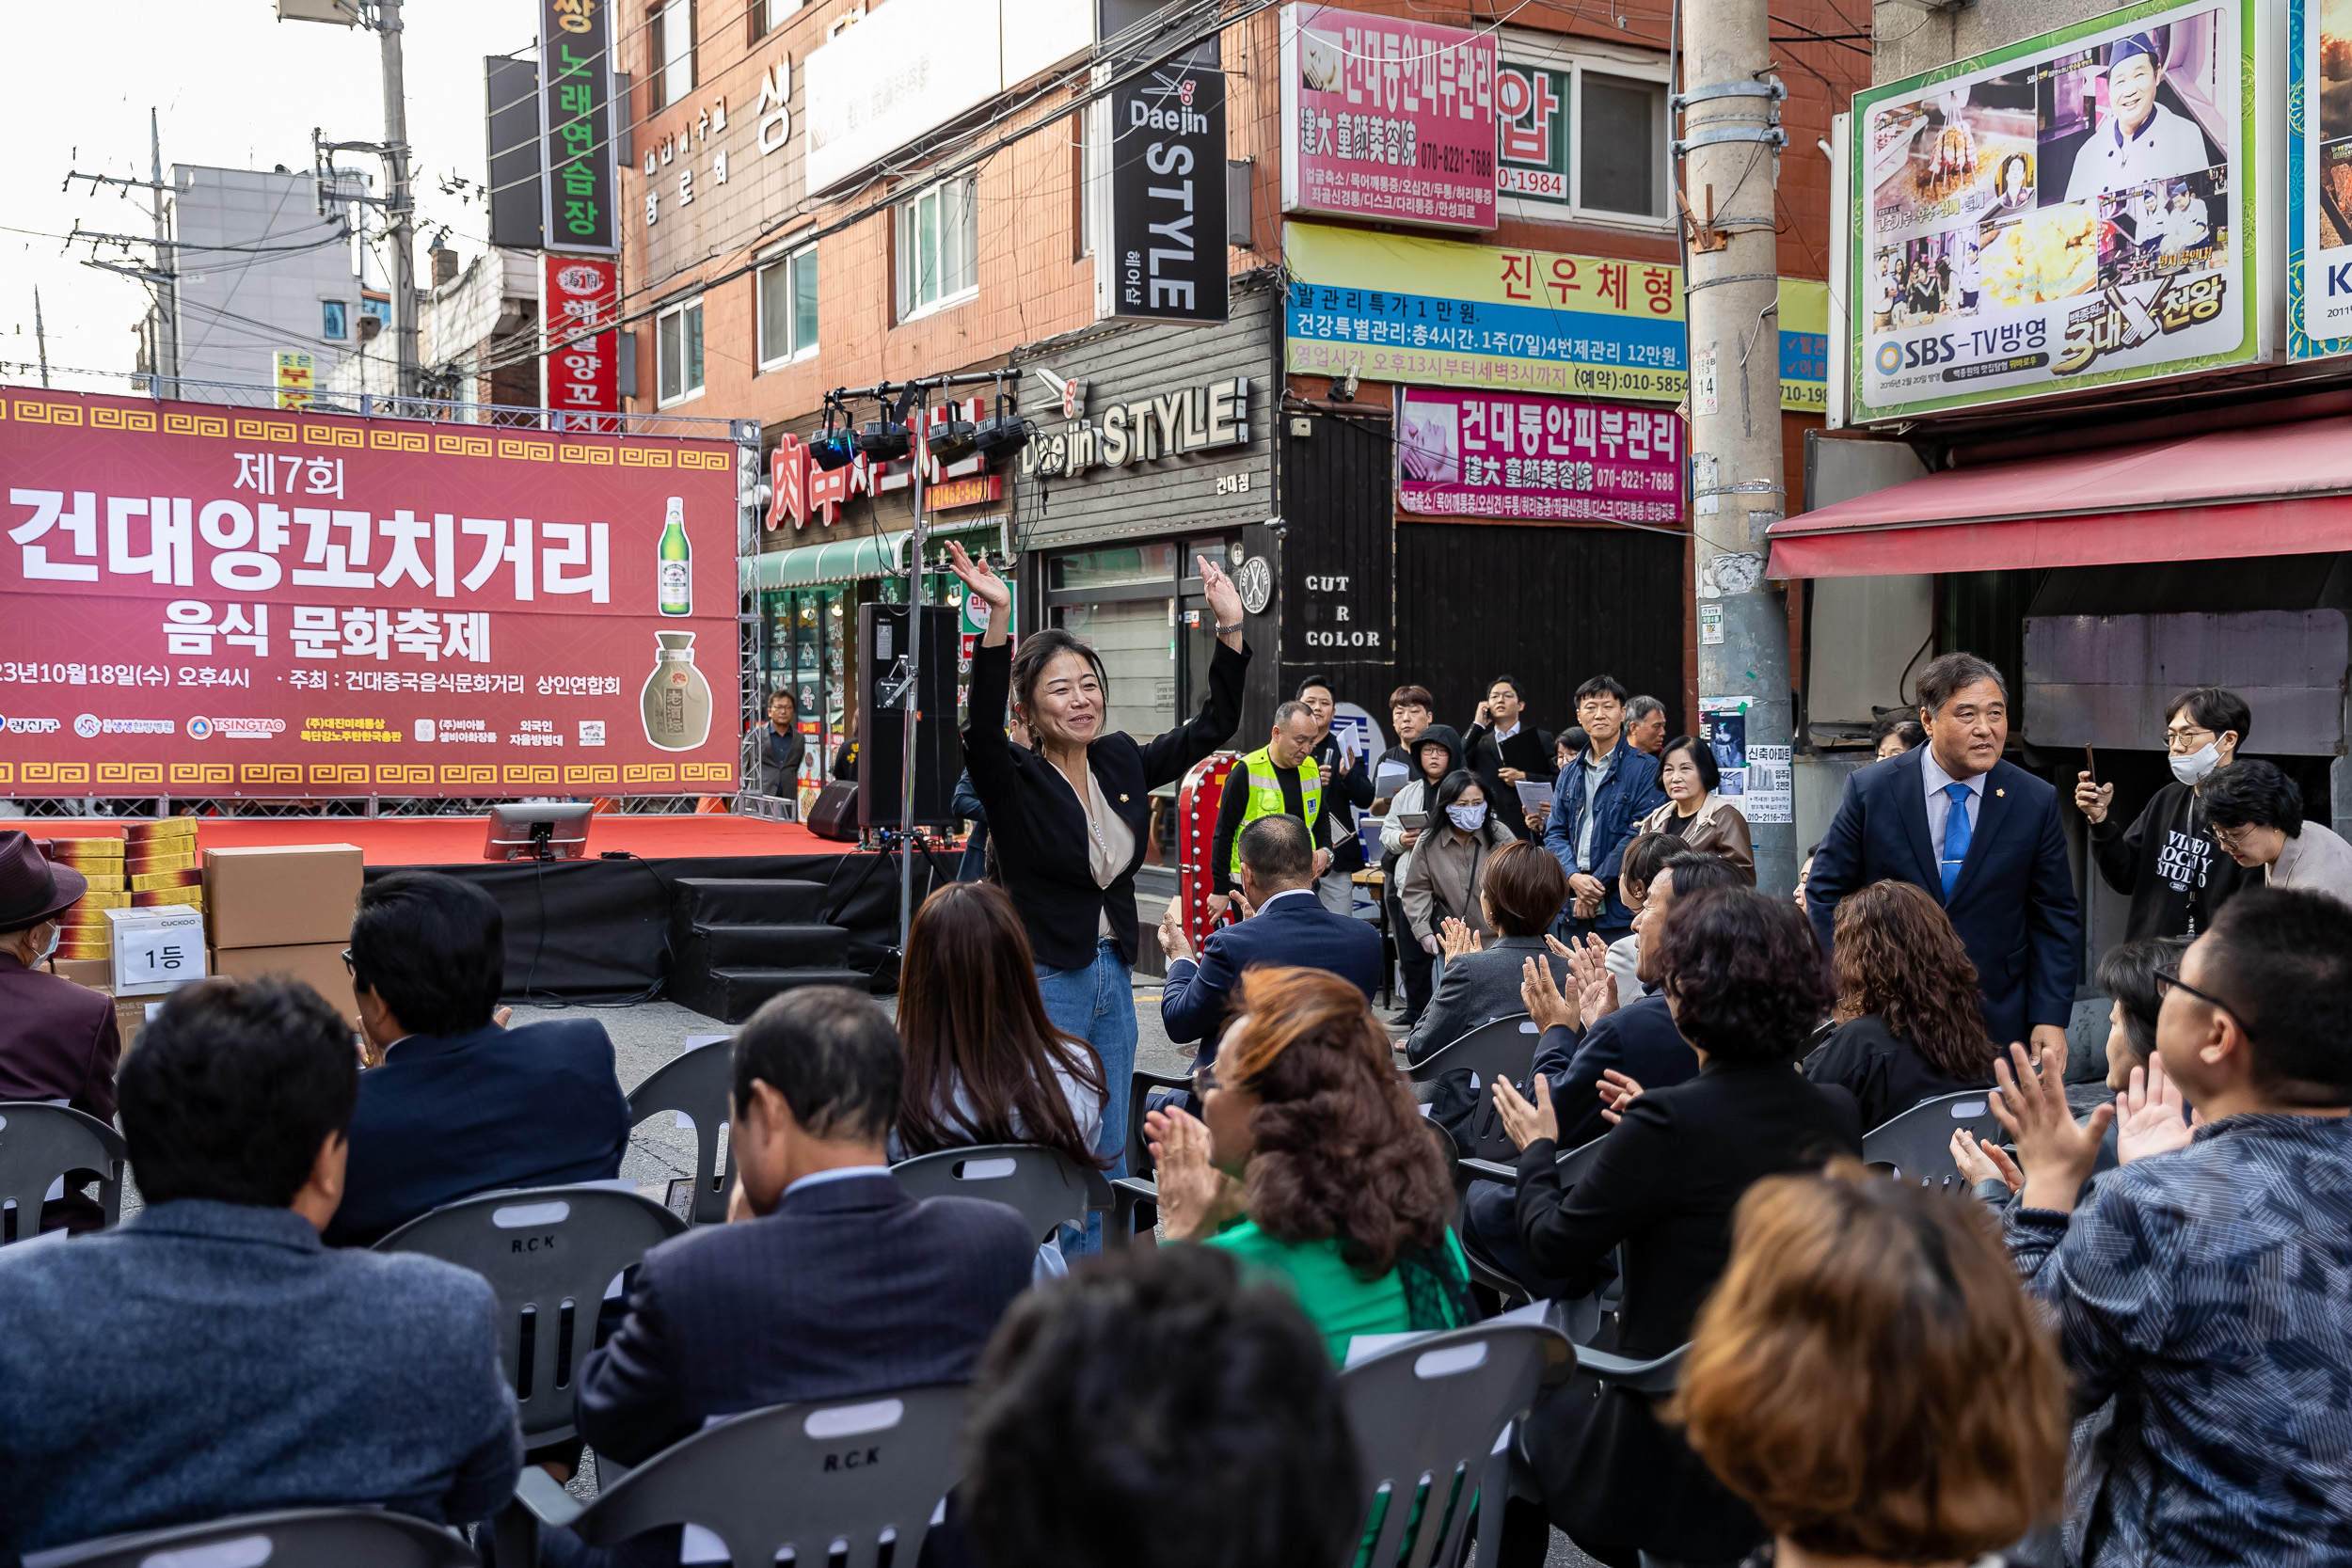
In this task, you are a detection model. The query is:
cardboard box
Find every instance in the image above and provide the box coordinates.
[49,957,114,989]
[127,851,199,876]
[110,991,157,1050]
[103,905,208,996]
[210,942,360,1029]
[133,886,204,910]
[129,817,199,846]
[204,844,362,949]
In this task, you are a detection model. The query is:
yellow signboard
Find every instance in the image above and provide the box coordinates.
[273,350,315,412]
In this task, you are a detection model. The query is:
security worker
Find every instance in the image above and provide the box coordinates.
[1205,702,1333,919]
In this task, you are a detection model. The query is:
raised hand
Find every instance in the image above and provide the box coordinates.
[1145,1103,1244,1241]
[1156,895,1194,962]
[2116,1055,2199,1164]
[1197,555,1245,646]
[1493,1072,1559,1150]
[1989,1038,2112,1214]
[1520,954,1578,1034]
[1439,917,1483,959]
[1949,1128,2023,1193]
[1597,1069,1645,1126]
[1562,932,1617,1026]
[2074,769,2113,825]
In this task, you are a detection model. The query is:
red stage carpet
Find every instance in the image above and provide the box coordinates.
[28,814,849,866]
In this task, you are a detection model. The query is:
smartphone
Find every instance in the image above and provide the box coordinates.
[2083,744,2096,781]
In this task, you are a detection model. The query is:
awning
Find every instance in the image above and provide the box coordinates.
[1771,417,2352,578]
[749,514,1003,591]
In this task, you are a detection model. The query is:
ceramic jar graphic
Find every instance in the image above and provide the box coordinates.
[642,631,712,751]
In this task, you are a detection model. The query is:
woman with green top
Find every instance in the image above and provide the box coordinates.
[1145,964,1471,1361]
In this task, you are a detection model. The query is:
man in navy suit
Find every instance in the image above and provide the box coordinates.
[325,871,633,1248]
[1158,814,1385,1066]
[1807,651,2080,1054]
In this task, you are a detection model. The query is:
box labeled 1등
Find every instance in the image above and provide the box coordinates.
[103,905,208,997]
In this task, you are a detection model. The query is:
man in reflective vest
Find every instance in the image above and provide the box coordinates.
[1206,701,1333,920]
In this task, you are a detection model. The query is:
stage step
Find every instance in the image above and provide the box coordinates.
[680,921,852,970]
[673,965,875,1024]
[671,877,833,927]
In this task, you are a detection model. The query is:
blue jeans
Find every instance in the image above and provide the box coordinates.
[1036,937,1138,1181]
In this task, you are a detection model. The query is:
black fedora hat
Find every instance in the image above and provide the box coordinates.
[0,831,87,930]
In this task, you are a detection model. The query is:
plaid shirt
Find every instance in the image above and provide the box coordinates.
[2007,1114,2352,1567]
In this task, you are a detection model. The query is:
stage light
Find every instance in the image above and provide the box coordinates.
[926,418,978,465]
[972,411,1030,466]
[856,419,912,462]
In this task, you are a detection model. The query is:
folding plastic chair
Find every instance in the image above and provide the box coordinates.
[625,1035,733,1224]
[1406,1014,1543,1167]
[890,1142,1112,1243]
[23,1506,477,1568]
[1861,1089,2009,1192]
[1107,1067,1192,1244]
[0,1101,126,1245]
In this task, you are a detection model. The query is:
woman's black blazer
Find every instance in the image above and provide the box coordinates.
[962,636,1248,972]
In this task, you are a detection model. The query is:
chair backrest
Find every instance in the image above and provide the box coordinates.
[0,1102,126,1244]
[626,1036,734,1225]
[564,1385,967,1568]
[1122,1069,1195,1181]
[1406,1015,1542,1164]
[890,1143,1111,1243]
[21,1506,479,1568]
[1339,1322,1569,1568]
[1861,1089,2008,1191]
[374,1184,687,1446]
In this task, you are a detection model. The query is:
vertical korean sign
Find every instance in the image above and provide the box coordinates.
[1101,47,1230,325]
[539,0,618,254]
[543,255,619,432]
[1279,4,1498,230]
[0,391,739,798]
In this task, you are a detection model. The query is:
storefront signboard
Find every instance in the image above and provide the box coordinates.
[543,255,619,431]
[1848,0,2262,420]
[2292,0,2352,353]
[537,0,619,255]
[1395,388,1680,523]
[1287,221,1829,409]
[1101,49,1229,324]
[1279,4,1498,231]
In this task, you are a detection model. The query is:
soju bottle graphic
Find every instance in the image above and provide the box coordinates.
[658,497,691,616]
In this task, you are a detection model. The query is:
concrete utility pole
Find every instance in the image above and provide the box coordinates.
[377,0,419,400]
[33,290,50,388]
[1677,0,1795,895]
[151,108,179,394]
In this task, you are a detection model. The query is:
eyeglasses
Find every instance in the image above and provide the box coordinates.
[2164,724,2215,750]
[341,948,356,975]
[1192,1063,1219,1098]
[2154,965,2252,1037]
[2208,821,2258,850]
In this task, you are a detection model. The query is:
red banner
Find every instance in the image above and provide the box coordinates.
[543,255,619,431]
[0,389,740,798]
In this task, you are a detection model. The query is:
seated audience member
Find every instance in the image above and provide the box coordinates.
[574,987,1035,1473]
[1677,1162,2066,1568]
[1636,735,1756,884]
[1803,879,1999,1130]
[1990,887,2352,1566]
[326,871,632,1248]
[1487,889,1863,1567]
[1403,840,1572,1064]
[1147,966,1471,1362]
[1601,831,1673,999]
[1160,815,1382,1066]
[2200,758,2352,907]
[0,830,122,1234]
[1400,769,1516,953]
[962,1245,1364,1568]
[0,977,521,1556]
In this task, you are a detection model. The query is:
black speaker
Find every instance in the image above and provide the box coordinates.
[855,603,962,830]
[805,780,862,842]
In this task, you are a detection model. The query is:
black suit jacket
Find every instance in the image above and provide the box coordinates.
[1529,991,1702,1150]
[1806,749,2080,1043]
[1162,890,1385,1055]
[576,1171,1035,1465]
[1466,722,1555,843]
[963,637,1248,972]
[1517,1062,1862,1559]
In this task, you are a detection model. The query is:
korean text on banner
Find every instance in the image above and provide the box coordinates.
[1285,222,1832,410]
[1848,0,2258,421]
[544,255,620,429]
[1279,4,1499,231]
[1396,388,1681,523]
[0,391,739,798]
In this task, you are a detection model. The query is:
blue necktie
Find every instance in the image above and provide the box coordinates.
[1940,781,1973,899]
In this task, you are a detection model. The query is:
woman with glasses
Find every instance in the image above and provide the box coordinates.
[2199,758,2352,909]
[1143,965,1470,1363]
[2074,686,2258,939]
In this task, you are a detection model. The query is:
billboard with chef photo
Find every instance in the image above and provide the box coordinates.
[2291,0,2352,352]
[1848,0,2270,423]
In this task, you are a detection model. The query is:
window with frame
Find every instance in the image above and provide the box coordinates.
[896,175,977,319]
[1494,54,1670,225]
[750,0,800,39]
[656,296,705,404]
[650,0,695,109]
[756,245,819,368]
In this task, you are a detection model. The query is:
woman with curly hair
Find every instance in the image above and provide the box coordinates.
[1677,1159,2067,1568]
[1145,965,1470,1362]
[1803,879,1999,1131]
[1487,887,1863,1567]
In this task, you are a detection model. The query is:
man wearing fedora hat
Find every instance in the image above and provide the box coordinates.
[0,829,121,1234]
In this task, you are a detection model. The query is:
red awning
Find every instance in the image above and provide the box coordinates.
[1771,416,2352,578]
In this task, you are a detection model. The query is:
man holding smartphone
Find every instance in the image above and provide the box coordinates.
[2076,687,2258,941]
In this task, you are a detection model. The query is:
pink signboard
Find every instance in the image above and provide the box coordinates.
[1280,4,1497,231]
[1396,388,1683,523]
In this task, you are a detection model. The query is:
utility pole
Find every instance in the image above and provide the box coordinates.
[150,108,178,395]
[377,0,419,400]
[33,290,50,388]
[1677,0,1795,895]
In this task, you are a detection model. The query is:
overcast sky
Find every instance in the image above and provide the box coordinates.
[0,0,539,392]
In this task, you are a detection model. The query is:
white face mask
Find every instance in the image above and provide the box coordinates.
[1447,801,1488,832]
[33,922,58,963]
[2170,742,2222,786]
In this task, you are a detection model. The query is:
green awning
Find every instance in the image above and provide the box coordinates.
[750,515,1003,590]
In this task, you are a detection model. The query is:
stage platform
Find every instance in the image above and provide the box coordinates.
[31,814,940,1003]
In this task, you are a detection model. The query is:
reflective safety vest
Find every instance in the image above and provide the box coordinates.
[1230,745,1321,876]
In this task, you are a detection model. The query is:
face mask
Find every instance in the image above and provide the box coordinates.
[34,923,58,963]
[2170,742,2221,786]
[1447,802,1488,832]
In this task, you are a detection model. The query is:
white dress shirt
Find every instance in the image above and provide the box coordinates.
[2065,102,2210,203]
[1918,746,1987,863]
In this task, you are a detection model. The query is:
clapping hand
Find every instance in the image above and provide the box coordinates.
[1156,895,1195,962]
[1521,955,1578,1034]
[1597,1069,1645,1126]
[1145,1103,1245,1241]
[2115,1055,2200,1164]
[1439,917,1483,959]
[1988,1037,2112,1214]
[1948,1128,2024,1193]
[1552,931,1617,1025]
[1492,1072,1559,1150]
